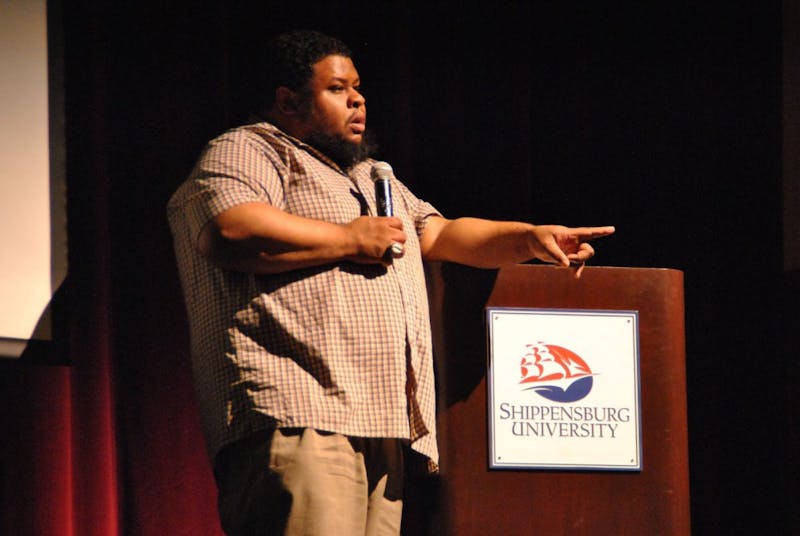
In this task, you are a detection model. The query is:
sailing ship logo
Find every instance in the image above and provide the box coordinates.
[519,342,594,402]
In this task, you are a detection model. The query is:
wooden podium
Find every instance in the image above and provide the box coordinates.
[420,264,690,535]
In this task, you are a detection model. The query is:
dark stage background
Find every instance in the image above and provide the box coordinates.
[1,1,796,534]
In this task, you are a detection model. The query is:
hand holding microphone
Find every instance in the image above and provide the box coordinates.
[370,162,404,259]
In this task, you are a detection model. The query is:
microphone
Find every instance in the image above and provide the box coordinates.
[370,161,403,257]
[370,161,394,217]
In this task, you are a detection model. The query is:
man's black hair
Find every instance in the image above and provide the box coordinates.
[260,29,352,111]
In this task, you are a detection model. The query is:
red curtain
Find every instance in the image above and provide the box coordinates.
[0,260,223,536]
[0,4,225,535]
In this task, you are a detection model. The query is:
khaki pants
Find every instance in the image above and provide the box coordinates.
[215,428,404,536]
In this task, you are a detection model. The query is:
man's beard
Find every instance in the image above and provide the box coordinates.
[306,129,377,171]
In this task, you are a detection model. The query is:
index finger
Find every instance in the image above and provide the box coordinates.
[570,226,616,240]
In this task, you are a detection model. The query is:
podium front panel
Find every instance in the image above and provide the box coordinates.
[430,265,689,535]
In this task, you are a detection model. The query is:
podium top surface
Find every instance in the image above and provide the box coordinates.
[487,264,684,311]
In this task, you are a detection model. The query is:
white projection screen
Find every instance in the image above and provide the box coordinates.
[0,0,67,359]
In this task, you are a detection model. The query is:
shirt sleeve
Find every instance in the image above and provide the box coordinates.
[177,129,285,245]
[391,178,443,238]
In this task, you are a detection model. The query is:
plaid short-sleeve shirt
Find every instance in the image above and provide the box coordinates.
[167,122,441,467]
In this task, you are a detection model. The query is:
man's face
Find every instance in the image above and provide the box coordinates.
[300,54,366,146]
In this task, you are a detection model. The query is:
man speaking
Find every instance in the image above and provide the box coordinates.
[168,29,614,536]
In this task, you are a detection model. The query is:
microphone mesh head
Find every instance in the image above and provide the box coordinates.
[370,161,393,182]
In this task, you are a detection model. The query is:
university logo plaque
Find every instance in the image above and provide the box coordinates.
[486,307,642,471]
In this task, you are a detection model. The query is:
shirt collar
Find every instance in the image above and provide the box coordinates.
[249,121,349,175]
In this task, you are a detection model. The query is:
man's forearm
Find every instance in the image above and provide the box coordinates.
[420,216,614,269]
[420,217,542,268]
[197,202,406,274]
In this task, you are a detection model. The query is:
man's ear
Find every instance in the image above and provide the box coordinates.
[275,86,301,115]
